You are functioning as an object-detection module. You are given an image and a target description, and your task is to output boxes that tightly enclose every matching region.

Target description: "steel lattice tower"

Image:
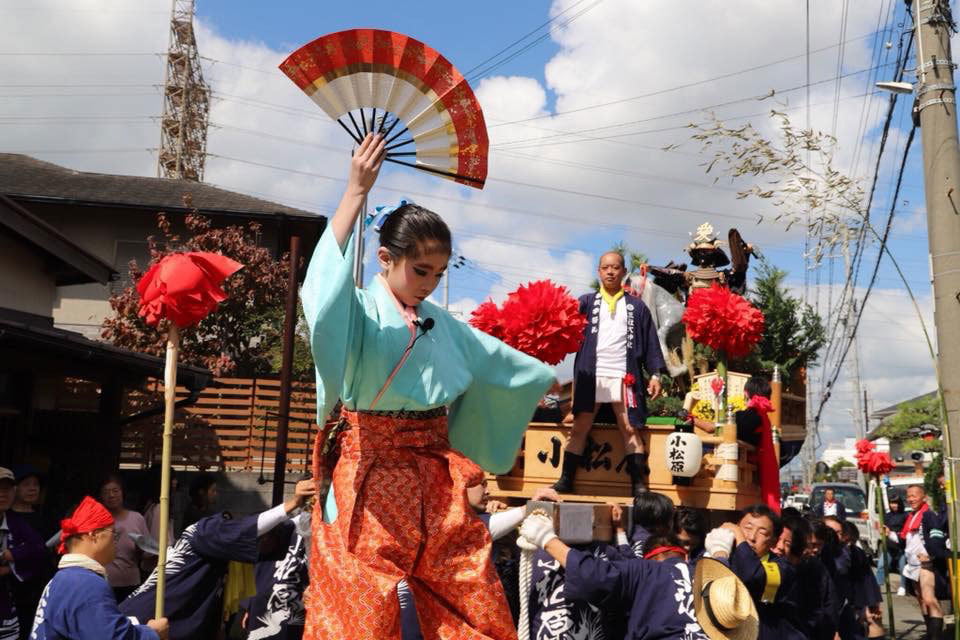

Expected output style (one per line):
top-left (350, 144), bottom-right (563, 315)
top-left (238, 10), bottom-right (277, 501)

top-left (157, 0), bottom-right (210, 181)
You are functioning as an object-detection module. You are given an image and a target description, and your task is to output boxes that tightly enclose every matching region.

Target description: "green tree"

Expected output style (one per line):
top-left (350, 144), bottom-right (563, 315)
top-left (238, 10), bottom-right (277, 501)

top-left (589, 242), bottom-right (648, 291)
top-left (102, 210), bottom-right (294, 377)
top-left (743, 259), bottom-right (826, 383)
top-left (874, 394), bottom-right (942, 454)
top-left (828, 459), bottom-right (854, 481)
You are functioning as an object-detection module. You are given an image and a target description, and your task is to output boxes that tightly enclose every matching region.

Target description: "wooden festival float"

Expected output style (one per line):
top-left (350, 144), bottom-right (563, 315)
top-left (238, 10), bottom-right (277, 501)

top-left (486, 370), bottom-right (807, 535)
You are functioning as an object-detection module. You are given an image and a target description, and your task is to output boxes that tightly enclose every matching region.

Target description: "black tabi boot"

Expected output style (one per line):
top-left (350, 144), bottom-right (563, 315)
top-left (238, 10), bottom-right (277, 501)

top-left (927, 616), bottom-right (944, 640)
top-left (626, 453), bottom-right (650, 495)
top-left (552, 451), bottom-right (583, 493)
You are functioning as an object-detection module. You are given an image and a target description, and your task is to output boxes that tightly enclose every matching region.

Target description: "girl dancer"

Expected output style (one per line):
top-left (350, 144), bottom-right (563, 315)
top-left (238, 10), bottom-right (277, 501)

top-left (301, 133), bottom-right (554, 640)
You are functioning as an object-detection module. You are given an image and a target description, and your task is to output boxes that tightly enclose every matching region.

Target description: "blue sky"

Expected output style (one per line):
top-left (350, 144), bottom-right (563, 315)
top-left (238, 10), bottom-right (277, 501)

top-left (0, 0), bottom-right (943, 453)
top-left (195, 0), bottom-right (560, 95)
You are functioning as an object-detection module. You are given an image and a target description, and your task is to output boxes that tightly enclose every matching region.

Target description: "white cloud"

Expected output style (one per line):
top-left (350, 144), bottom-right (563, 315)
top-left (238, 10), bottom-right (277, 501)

top-left (0, 0), bottom-right (932, 409)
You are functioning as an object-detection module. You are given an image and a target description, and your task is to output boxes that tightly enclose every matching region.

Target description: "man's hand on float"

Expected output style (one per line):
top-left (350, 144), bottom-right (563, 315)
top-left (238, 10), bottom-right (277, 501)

top-left (530, 487), bottom-right (561, 503)
top-left (520, 513), bottom-right (558, 550)
top-left (485, 500), bottom-right (510, 514)
top-left (609, 502), bottom-right (625, 533)
top-left (647, 376), bottom-right (662, 399)
top-left (284, 479), bottom-right (317, 514)
top-left (705, 527), bottom-right (736, 559)
top-left (720, 522), bottom-right (746, 546)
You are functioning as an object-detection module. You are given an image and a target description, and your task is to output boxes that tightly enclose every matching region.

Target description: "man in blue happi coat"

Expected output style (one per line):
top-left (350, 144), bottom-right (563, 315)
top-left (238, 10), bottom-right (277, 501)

top-left (517, 510), bottom-right (758, 640)
top-left (715, 505), bottom-right (803, 640)
top-left (119, 480), bottom-right (314, 639)
top-left (554, 251), bottom-right (666, 496)
top-left (30, 496), bottom-right (167, 640)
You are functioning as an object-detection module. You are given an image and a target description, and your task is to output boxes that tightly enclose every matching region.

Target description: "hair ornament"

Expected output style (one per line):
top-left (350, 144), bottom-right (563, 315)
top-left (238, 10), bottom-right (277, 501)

top-left (366, 197), bottom-right (416, 232)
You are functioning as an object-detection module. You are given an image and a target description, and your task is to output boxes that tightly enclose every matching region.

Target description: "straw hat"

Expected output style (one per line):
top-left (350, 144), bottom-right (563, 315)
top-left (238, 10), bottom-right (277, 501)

top-left (694, 558), bottom-right (759, 640)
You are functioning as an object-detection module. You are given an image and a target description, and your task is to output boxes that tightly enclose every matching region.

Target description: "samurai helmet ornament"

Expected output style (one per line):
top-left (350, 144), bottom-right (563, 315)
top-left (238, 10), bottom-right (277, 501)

top-left (687, 222), bottom-right (730, 268)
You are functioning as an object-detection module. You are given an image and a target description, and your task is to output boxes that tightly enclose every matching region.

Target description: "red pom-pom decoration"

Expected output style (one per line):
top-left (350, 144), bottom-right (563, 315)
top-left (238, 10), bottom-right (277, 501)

top-left (469, 280), bottom-right (586, 365)
top-left (469, 300), bottom-right (506, 341)
top-left (683, 285), bottom-right (765, 359)
top-left (854, 438), bottom-right (893, 476)
top-left (137, 252), bottom-right (243, 328)
top-left (710, 377), bottom-right (725, 397)
top-left (855, 439), bottom-right (876, 455)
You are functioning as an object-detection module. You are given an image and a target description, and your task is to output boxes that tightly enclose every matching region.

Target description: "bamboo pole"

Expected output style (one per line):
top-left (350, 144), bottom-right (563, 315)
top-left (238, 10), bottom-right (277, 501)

top-left (155, 324), bottom-right (179, 619)
top-left (875, 481), bottom-right (896, 639)
top-left (770, 366), bottom-right (782, 466)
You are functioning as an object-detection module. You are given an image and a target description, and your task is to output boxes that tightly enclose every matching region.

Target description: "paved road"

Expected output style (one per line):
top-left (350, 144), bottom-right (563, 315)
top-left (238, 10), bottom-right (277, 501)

top-left (880, 574), bottom-right (950, 640)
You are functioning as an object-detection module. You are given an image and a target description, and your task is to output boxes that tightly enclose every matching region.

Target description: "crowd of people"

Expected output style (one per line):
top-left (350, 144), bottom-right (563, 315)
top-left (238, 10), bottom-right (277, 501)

top-left (0, 133), bottom-right (951, 640)
top-left (2, 453), bottom-right (951, 640)
top-left (0, 465), bottom-right (319, 640)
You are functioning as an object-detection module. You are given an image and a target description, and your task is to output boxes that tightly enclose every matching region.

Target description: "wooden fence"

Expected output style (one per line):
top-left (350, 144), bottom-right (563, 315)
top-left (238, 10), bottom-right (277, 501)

top-left (120, 377), bottom-right (323, 474)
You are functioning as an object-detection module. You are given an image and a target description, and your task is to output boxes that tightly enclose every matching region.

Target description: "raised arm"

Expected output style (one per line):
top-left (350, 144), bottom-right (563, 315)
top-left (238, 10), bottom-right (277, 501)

top-left (329, 133), bottom-right (386, 250)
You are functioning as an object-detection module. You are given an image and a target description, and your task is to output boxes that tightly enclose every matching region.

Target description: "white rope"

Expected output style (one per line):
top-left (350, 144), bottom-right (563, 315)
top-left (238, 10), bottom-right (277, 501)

top-left (717, 464), bottom-right (740, 482)
top-left (516, 535), bottom-right (537, 640)
top-left (716, 442), bottom-right (739, 461)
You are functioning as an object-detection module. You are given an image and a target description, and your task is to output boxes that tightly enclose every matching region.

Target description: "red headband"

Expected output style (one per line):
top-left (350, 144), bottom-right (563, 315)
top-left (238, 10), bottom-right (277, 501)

top-left (644, 545), bottom-right (687, 560)
top-left (58, 496), bottom-right (114, 554)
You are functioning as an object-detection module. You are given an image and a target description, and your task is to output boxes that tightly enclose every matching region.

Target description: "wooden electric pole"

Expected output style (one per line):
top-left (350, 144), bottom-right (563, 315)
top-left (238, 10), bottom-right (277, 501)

top-left (912, 1), bottom-right (960, 627)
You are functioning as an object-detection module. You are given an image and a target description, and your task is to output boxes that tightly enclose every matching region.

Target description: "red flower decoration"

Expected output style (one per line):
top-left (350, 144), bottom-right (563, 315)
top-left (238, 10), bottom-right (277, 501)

top-left (469, 300), bottom-right (505, 340)
top-left (710, 377), bottom-right (725, 397)
top-left (683, 285), bottom-right (765, 359)
top-left (469, 280), bottom-right (586, 365)
top-left (854, 439), bottom-right (893, 476)
top-left (137, 252), bottom-right (243, 328)
top-left (623, 373), bottom-right (636, 387)
top-left (860, 451), bottom-right (894, 476)
top-left (854, 439), bottom-right (875, 455)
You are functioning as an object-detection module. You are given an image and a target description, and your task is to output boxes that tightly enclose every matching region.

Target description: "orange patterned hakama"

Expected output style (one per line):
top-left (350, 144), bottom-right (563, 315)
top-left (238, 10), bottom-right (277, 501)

top-left (303, 409), bottom-right (518, 640)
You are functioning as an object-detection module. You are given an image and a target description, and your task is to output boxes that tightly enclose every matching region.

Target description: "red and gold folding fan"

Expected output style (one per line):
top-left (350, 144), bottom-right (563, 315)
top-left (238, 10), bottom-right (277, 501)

top-left (280, 29), bottom-right (489, 189)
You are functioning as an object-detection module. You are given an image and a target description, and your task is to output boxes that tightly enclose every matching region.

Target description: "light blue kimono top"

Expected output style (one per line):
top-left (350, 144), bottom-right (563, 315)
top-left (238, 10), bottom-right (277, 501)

top-left (302, 226), bottom-right (555, 475)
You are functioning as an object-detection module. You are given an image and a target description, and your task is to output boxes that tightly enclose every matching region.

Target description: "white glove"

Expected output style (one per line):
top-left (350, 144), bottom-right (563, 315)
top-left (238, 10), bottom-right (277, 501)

top-left (519, 513), bottom-right (558, 550)
top-left (704, 527), bottom-right (735, 558)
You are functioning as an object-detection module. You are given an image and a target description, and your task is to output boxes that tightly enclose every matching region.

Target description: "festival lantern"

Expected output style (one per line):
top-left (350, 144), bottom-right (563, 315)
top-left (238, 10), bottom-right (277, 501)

top-left (136, 251), bottom-right (242, 618)
top-left (664, 425), bottom-right (703, 482)
top-left (280, 29), bottom-right (489, 189)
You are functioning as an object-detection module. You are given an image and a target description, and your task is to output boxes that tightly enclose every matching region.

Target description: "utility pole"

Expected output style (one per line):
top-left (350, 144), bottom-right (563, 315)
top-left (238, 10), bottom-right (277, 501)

top-left (914, 0), bottom-right (960, 503)
top-left (157, 0), bottom-right (209, 181)
top-left (443, 270), bottom-right (450, 310)
top-left (911, 1), bottom-right (960, 631)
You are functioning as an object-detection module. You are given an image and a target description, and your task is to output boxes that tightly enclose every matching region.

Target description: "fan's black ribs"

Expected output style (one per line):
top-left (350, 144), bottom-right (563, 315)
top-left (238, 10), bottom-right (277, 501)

top-left (385, 138), bottom-right (415, 152)
top-left (336, 118), bottom-right (362, 145)
top-left (384, 157), bottom-right (483, 186)
top-left (346, 111), bottom-right (364, 140)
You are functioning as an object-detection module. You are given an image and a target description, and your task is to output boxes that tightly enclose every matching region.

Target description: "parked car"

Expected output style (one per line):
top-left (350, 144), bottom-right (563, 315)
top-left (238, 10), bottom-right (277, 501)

top-left (810, 482), bottom-right (872, 545)
top-left (783, 493), bottom-right (809, 511)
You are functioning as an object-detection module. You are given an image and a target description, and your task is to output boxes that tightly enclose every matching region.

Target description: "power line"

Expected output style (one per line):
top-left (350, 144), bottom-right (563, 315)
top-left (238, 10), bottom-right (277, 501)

top-left (204, 152), bottom-right (770, 227)
top-left (492, 87), bottom-right (884, 153)
top-left (489, 30), bottom-right (883, 129)
top-left (466, 1), bottom-right (604, 81)
top-left (492, 64), bottom-right (895, 150)
top-left (462, 0), bottom-right (594, 78)
top-left (814, 125), bottom-right (917, 425)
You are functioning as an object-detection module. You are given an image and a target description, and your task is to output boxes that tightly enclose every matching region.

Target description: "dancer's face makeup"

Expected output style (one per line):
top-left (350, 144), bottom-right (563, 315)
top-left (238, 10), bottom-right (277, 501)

top-left (378, 246), bottom-right (448, 308)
